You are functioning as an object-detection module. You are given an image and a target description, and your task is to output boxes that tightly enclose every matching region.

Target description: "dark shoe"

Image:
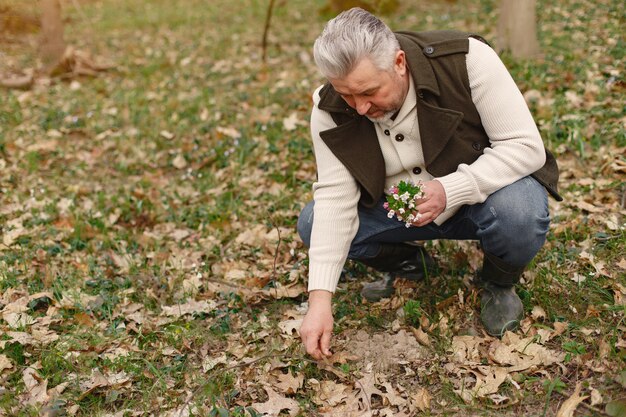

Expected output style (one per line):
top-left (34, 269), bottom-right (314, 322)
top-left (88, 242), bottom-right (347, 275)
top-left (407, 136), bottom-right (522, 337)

top-left (360, 273), bottom-right (396, 302)
top-left (478, 252), bottom-right (526, 337)
top-left (360, 243), bottom-right (437, 302)
top-left (479, 281), bottom-right (523, 337)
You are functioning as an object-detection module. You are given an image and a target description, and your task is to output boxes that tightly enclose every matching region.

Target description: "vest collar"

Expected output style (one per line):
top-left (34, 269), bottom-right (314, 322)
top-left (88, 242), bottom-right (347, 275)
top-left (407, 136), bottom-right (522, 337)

top-left (395, 32), bottom-right (440, 97)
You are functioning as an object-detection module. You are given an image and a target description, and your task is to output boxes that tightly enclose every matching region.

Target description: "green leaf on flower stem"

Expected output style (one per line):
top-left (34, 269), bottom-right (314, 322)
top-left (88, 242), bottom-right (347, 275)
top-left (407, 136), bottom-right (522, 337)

top-left (386, 180), bottom-right (424, 213)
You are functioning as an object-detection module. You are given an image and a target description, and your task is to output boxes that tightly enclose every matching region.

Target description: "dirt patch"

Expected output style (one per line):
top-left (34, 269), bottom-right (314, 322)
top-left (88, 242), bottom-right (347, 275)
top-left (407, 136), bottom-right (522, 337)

top-left (341, 328), bottom-right (426, 372)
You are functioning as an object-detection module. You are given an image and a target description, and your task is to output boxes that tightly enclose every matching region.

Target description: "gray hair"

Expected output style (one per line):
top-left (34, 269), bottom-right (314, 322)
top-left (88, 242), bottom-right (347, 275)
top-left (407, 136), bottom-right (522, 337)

top-left (313, 7), bottom-right (400, 79)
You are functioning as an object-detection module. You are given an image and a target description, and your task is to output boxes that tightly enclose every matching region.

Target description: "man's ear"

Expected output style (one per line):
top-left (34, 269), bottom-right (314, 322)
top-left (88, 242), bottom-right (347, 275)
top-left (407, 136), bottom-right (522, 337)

top-left (394, 50), bottom-right (407, 75)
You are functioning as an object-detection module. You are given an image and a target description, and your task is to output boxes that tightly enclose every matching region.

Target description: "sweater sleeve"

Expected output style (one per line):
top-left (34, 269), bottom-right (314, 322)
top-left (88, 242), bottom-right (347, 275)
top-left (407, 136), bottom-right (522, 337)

top-left (307, 86), bottom-right (361, 293)
top-left (436, 37), bottom-right (546, 210)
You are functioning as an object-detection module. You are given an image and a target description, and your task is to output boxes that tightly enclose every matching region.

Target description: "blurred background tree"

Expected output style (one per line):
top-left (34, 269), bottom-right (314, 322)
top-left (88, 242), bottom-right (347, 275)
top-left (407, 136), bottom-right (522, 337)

top-left (497, 0), bottom-right (541, 58)
top-left (40, 0), bottom-right (66, 73)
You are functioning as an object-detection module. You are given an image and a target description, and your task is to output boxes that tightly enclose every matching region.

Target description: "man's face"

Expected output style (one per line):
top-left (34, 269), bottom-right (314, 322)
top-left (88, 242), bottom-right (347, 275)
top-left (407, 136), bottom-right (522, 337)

top-left (329, 51), bottom-right (409, 123)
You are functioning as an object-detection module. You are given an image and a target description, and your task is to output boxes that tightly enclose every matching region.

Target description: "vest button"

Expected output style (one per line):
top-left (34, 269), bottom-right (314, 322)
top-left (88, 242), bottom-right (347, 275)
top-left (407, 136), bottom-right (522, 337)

top-left (472, 142), bottom-right (482, 151)
top-left (412, 167), bottom-right (422, 175)
top-left (424, 46), bottom-right (435, 54)
top-left (384, 129), bottom-right (390, 136)
top-left (395, 133), bottom-right (404, 142)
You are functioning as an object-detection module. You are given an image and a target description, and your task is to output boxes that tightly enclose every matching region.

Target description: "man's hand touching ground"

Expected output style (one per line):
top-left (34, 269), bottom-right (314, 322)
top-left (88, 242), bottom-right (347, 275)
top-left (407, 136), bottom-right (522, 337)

top-left (299, 290), bottom-right (333, 360)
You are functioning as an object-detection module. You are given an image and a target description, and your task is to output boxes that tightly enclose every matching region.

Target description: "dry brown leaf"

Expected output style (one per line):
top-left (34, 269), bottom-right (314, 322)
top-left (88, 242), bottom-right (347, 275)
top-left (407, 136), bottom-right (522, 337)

top-left (310, 379), bottom-right (350, 406)
top-left (450, 335), bottom-right (485, 364)
top-left (278, 318), bottom-right (303, 337)
top-left (573, 201), bottom-right (604, 213)
top-left (380, 381), bottom-right (407, 407)
top-left (30, 326), bottom-right (59, 345)
top-left (73, 311), bottom-right (94, 327)
top-left (23, 366), bottom-right (49, 405)
top-left (283, 112), bottom-right (305, 131)
top-left (202, 353), bottom-right (228, 372)
top-left (250, 385), bottom-right (300, 416)
top-left (4, 331), bottom-right (36, 346)
top-left (273, 371), bottom-right (304, 395)
top-left (491, 332), bottom-right (565, 372)
top-left (552, 321), bottom-right (569, 337)
top-left (590, 387), bottom-right (603, 406)
top-left (410, 326), bottom-right (431, 346)
top-left (556, 382), bottom-right (588, 417)
top-left (161, 299), bottom-right (217, 317)
top-left (0, 292), bottom-right (53, 329)
top-left (252, 283), bottom-right (306, 301)
top-left (475, 366), bottom-right (509, 397)
top-left (411, 387), bottom-right (431, 412)
top-left (614, 283), bottom-right (626, 306)
top-left (0, 355), bottom-right (13, 373)
top-left (78, 369), bottom-right (131, 400)
top-left (172, 154), bottom-right (187, 169)
top-left (216, 126), bottom-right (241, 139)
top-left (50, 46), bottom-right (114, 77)
top-left (0, 73), bottom-right (34, 89)
top-left (531, 305), bottom-right (547, 320)
top-left (234, 224), bottom-right (287, 249)
top-left (355, 371), bottom-right (385, 409)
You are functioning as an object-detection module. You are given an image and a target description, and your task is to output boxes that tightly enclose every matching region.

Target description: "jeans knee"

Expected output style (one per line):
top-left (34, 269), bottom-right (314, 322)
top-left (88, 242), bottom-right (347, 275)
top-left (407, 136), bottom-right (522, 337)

top-left (478, 178), bottom-right (550, 264)
top-left (297, 201), bottom-right (315, 248)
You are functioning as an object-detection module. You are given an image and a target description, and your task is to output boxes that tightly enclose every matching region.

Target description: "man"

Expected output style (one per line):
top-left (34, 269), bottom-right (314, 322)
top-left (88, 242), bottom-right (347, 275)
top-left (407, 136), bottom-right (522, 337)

top-left (297, 8), bottom-right (561, 360)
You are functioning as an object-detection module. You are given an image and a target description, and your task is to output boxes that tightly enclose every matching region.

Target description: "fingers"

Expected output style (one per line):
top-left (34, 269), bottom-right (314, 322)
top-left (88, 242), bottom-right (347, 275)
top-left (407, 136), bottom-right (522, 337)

top-left (301, 329), bottom-right (332, 360)
top-left (411, 211), bottom-right (433, 227)
top-left (320, 329), bottom-right (332, 357)
top-left (302, 336), bottom-right (324, 360)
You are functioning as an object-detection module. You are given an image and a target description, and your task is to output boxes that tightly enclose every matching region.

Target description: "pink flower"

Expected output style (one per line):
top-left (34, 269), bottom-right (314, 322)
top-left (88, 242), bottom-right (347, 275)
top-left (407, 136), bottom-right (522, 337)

top-left (383, 202), bottom-right (389, 210)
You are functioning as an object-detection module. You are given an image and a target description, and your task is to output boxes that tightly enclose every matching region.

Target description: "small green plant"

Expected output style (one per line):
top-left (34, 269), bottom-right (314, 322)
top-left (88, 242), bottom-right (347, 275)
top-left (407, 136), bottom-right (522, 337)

top-left (542, 377), bottom-right (567, 417)
top-left (403, 299), bottom-right (422, 327)
top-left (562, 340), bottom-right (587, 362)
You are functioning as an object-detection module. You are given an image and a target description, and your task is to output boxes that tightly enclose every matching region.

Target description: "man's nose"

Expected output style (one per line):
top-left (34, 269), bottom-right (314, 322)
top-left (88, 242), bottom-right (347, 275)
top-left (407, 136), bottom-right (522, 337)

top-left (355, 98), bottom-right (371, 115)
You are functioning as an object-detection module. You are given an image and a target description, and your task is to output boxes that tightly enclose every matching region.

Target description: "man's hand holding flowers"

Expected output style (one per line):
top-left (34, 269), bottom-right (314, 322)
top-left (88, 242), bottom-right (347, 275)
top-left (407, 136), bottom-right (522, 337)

top-left (412, 179), bottom-right (446, 226)
top-left (385, 180), bottom-right (447, 227)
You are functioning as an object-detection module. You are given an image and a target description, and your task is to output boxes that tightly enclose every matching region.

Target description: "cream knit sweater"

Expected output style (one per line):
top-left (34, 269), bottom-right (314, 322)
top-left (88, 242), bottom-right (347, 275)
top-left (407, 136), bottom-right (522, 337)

top-left (308, 38), bottom-right (546, 293)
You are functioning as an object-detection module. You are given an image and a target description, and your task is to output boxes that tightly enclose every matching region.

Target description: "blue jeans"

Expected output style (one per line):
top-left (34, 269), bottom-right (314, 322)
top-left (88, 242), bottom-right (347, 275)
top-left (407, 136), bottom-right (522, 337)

top-left (297, 176), bottom-right (550, 267)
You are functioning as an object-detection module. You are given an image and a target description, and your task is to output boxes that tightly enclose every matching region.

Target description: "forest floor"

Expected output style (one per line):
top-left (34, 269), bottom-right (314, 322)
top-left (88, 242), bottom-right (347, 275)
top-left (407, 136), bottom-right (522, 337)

top-left (0, 0), bottom-right (624, 416)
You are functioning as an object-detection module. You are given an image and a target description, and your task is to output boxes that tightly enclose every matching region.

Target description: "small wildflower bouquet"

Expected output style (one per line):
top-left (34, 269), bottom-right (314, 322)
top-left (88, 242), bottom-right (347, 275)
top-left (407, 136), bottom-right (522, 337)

top-left (383, 180), bottom-right (425, 228)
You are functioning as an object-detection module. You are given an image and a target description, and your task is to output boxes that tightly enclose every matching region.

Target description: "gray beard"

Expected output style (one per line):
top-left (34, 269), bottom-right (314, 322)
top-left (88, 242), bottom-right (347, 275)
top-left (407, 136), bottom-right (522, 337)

top-left (366, 110), bottom-right (397, 124)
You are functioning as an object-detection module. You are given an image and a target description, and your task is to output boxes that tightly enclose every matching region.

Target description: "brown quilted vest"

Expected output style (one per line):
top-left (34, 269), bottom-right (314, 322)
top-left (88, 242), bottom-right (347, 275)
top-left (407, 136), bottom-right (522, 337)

top-left (316, 30), bottom-right (561, 208)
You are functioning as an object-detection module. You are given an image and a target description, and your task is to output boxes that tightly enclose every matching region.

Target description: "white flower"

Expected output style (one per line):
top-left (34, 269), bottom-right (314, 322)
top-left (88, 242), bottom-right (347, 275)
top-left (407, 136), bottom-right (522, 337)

top-left (400, 192), bottom-right (410, 203)
top-left (387, 210), bottom-right (395, 218)
top-left (393, 194), bottom-right (400, 200)
top-left (399, 208), bottom-right (405, 214)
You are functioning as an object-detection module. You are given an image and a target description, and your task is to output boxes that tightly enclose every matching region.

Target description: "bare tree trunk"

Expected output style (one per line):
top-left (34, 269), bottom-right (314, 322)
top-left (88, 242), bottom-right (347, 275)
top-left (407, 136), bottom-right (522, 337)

top-left (497, 0), bottom-right (540, 59)
top-left (40, 0), bottom-right (66, 73)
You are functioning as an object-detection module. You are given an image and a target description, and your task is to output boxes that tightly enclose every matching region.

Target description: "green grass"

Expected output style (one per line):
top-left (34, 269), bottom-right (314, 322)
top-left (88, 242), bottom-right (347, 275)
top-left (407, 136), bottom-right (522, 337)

top-left (0, 0), bottom-right (624, 415)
